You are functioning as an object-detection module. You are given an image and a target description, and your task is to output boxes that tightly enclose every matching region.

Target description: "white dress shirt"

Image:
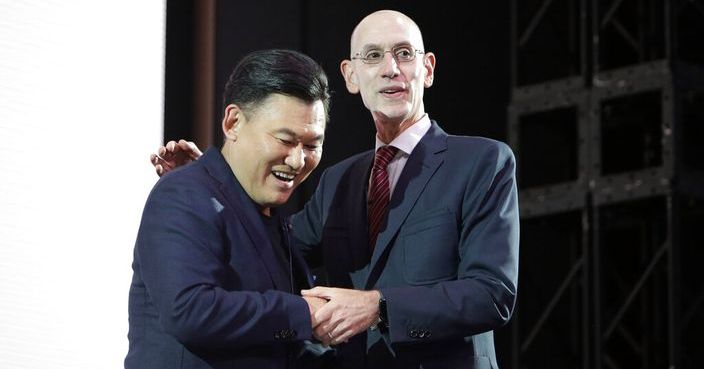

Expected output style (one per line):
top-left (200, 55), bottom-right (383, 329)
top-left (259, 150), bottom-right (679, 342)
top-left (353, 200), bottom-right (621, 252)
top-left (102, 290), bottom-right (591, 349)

top-left (371, 114), bottom-right (432, 197)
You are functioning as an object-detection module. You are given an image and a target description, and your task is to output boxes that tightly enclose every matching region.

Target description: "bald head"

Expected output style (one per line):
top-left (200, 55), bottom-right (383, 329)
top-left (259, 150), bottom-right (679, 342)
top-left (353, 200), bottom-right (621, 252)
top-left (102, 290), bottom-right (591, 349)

top-left (349, 10), bottom-right (425, 57)
top-left (340, 9), bottom-right (435, 136)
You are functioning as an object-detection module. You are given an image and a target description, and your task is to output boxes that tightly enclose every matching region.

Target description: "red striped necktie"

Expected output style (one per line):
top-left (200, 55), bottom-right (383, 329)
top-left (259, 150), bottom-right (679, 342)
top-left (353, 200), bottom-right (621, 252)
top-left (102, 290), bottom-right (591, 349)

top-left (368, 145), bottom-right (399, 249)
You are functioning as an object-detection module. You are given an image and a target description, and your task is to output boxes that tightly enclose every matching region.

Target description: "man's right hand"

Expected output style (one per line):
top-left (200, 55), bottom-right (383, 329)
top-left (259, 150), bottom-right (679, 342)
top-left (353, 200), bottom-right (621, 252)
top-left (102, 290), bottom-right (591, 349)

top-left (150, 139), bottom-right (203, 176)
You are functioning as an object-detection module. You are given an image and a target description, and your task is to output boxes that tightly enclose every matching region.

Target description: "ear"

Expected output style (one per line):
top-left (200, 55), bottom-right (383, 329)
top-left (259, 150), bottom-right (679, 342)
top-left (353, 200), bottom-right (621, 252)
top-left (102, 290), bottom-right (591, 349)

top-left (422, 52), bottom-right (436, 88)
top-left (340, 59), bottom-right (360, 94)
top-left (222, 104), bottom-right (244, 141)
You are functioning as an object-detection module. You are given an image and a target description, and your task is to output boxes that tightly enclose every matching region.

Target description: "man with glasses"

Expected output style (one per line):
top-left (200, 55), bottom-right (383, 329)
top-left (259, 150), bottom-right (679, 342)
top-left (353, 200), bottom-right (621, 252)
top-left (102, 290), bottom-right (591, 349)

top-left (154, 10), bottom-right (519, 369)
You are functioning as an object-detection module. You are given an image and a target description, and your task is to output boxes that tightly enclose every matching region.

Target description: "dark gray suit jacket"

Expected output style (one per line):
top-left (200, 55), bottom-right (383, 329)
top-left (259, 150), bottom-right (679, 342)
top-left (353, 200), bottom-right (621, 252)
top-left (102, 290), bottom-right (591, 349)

top-left (292, 121), bottom-right (520, 369)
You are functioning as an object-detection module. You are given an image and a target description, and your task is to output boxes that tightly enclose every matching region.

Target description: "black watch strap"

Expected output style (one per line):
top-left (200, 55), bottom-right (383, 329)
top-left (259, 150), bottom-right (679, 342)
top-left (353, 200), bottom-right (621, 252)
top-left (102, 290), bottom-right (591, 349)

top-left (378, 294), bottom-right (389, 329)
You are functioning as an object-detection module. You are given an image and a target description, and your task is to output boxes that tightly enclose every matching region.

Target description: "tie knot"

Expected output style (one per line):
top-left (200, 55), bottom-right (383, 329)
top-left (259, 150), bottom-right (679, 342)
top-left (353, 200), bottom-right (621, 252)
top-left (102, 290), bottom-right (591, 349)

top-left (374, 145), bottom-right (398, 169)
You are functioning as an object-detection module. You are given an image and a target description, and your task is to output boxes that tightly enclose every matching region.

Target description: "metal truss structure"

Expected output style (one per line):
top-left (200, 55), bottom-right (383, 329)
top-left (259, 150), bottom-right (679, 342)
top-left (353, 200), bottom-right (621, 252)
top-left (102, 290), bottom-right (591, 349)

top-left (505, 1), bottom-right (704, 368)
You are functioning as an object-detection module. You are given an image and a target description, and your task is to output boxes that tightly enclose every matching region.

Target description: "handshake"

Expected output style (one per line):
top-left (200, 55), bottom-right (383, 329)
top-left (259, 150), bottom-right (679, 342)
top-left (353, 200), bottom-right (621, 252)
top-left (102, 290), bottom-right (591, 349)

top-left (301, 286), bottom-right (382, 346)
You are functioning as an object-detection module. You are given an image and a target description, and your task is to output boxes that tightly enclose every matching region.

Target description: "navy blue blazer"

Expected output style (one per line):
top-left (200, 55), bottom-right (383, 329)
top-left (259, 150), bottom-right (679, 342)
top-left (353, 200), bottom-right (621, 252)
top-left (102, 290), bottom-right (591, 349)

top-left (126, 148), bottom-right (315, 369)
top-left (292, 121), bottom-right (520, 369)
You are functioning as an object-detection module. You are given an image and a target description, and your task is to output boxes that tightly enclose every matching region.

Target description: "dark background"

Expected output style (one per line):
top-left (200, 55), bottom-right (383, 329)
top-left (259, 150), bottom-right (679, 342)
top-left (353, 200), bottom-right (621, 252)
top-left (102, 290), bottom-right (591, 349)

top-left (162, 1), bottom-right (704, 368)
top-left (164, 1), bottom-right (510, 209)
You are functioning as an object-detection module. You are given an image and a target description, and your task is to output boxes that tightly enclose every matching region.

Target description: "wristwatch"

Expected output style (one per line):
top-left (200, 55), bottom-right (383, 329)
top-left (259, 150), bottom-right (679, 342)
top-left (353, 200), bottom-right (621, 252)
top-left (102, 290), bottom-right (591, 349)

top-left (371, 292), bottom-right (389, 331)
top-left (378, 295), bottom-right (389, 329)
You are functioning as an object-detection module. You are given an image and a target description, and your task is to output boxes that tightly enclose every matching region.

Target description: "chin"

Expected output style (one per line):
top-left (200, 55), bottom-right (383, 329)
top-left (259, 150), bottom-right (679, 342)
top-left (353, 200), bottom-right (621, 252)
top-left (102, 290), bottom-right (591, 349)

top-left (379, 104), bottom-right (411, 117)
top-left (273, 194), bottom-right (293, 206)
top-left (380, 111), bottom-right (411, 123)
top-left (270, 197), bottom-right (290, 206)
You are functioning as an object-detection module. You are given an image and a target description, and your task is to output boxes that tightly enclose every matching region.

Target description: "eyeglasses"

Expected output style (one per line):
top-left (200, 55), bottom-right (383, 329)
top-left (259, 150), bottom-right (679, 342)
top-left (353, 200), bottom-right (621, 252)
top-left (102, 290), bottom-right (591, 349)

top-left (351, 45), bottom-right (425, 64)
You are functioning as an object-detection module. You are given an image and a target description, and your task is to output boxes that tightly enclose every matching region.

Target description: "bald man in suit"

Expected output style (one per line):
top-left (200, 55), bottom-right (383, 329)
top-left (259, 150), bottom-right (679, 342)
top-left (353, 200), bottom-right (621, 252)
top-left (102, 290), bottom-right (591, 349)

top-left (153, 11), bottom-right (519, 369)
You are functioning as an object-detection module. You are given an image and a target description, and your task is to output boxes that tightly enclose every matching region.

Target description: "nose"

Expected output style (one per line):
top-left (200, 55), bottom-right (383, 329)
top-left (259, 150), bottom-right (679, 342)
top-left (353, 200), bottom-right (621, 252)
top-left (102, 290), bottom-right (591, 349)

top-left (284, 144), bottom-right (305, 171)
top-left (380, 52), bottom-right (400, 79)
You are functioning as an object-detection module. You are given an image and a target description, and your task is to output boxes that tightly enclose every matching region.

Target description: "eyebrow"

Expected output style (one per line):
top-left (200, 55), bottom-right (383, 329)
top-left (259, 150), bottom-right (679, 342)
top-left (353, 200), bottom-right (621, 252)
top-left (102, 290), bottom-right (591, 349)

top-left (273, 128), bottom-right (324, 142)
top-left (360, 42), bottom-right (413, 51)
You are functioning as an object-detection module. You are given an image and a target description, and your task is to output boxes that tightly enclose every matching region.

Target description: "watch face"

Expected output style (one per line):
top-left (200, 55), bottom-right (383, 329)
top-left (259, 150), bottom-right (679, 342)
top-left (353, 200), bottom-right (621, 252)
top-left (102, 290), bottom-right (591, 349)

top-left (370, 316), bottom-right (383, 331)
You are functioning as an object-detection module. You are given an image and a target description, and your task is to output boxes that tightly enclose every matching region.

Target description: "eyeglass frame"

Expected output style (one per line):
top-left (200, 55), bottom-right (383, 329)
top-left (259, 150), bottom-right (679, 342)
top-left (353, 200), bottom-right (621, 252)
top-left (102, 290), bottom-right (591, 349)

top-left (350, 45), bottom-right (426, 64)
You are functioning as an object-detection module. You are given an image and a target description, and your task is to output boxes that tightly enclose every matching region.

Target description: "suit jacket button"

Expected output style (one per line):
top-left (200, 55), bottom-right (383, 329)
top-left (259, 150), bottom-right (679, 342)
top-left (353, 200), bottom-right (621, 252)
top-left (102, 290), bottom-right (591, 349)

top-left (274, 331), bottom-right (281, 340)
top-left (409, 329), bottom-right (417, 338)
top-left (418, 330), bottom-right (426, 338)
top-left (425, 330), bottom-right (432, 338)
top-left (290, 329), bottom-right (297, 337)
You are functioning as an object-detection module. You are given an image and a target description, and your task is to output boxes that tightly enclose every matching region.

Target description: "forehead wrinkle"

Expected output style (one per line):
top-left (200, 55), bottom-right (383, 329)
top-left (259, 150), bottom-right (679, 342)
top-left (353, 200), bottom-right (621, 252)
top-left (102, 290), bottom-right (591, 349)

top-left (273, 127), bottom-right (324, 142)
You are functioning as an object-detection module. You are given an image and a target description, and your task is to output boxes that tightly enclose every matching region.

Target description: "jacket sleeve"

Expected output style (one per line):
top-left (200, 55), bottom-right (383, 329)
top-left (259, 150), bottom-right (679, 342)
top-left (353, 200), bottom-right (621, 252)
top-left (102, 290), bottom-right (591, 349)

top-left (381, 142), bottom-right (520, 343)
top-left (290, 169), bottom-right (330, 269)
top-left (135, 177), bottom-right (312, 349)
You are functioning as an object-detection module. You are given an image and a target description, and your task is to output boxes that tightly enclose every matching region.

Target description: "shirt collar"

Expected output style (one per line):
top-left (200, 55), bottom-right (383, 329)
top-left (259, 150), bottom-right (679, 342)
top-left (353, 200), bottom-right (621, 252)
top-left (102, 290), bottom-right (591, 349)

top-left (374, 114), bottom-right (431, 155)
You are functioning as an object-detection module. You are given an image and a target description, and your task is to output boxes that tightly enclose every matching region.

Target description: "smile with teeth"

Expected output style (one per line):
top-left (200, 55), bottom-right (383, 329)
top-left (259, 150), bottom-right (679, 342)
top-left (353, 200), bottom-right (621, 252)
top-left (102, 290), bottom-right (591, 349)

top-left (272, 171), bottom-right (296, 182)
top-left (381, 87), bottom-right (404, 94)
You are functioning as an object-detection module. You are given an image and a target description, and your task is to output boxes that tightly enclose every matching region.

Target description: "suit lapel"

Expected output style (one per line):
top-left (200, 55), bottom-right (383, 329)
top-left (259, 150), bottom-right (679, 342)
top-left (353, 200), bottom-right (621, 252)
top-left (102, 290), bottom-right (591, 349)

top-left (200, 148), bottom-right (290, 290)
top-left (367, 122), bottom-right (448, 283)
top-left (346, 152), bottom-right (375, 269)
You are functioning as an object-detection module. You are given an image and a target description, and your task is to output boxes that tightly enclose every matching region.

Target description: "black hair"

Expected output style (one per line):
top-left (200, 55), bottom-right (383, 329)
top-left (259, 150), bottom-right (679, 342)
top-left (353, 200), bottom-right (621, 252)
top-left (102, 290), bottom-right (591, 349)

top-left (222, 49), bottom-right (330, 120)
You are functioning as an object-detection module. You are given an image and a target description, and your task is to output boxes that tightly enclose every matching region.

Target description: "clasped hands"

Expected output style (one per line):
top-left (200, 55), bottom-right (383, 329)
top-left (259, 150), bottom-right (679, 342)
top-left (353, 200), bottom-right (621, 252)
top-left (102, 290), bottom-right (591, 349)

top-left (302, 287), bottom-right (381, 346)
top-left (150, 143), bottom-right (382, 346)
